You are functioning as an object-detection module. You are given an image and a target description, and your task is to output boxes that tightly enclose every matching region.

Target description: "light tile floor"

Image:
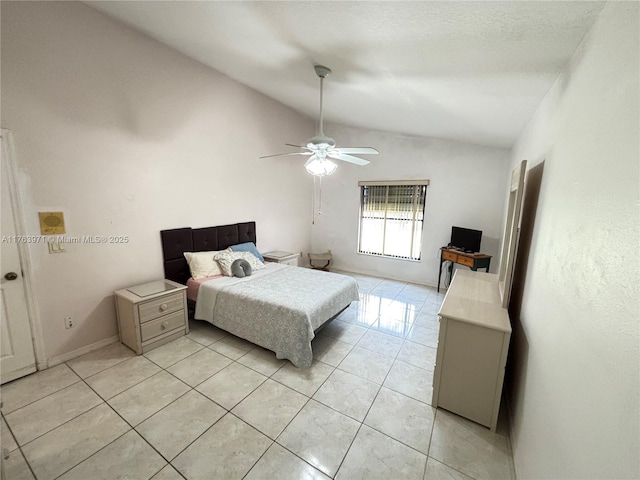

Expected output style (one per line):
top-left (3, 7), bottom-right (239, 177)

top-left (0, 272), bottom-right (516, 480)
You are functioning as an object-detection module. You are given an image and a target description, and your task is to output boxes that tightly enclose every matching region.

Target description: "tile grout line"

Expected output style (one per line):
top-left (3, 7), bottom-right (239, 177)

top-left (157, 346), bottom-right (298, 476)
top-left (80, 353), bottom-right (222, 479)
top-left (235, 289), bottom-right (389, 478)
top-left (5, 380), bottom-right (102, 448)
top-left (60, 366), bottom-right (166, 478)
top-left (149, 346), bottom-right (265, 471)
top-left (242, 393), bottom-right (315, 478)
top-left (55, 356), bottom-right (200, 479)
top-left (305, 281), bottom-right (413, 477)
top-left (0, 365), bottom-right (83, 416)
top-left (1, 413), bottom-right (38, 480)
top-left (255, 279), bottom-right (440, 478)
top-left (3, 362), bottom-right (123, 479)
top-left (7, 273), bottom-right (509, 480)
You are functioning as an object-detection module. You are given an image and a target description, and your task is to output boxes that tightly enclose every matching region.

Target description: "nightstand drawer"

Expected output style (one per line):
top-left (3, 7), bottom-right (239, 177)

top-left (140, 311), bottom-right (185, 342)
top-left (138, 292), bottom-right (183, 323)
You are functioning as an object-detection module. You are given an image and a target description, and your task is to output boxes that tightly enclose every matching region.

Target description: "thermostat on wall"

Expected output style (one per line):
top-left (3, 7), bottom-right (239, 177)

top-left (38, 211), bottom-right (65, 235)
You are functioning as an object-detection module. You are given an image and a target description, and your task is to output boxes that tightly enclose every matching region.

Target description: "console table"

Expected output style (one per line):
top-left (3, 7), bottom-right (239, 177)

top-left (437, 247), bottom-right (492, 292)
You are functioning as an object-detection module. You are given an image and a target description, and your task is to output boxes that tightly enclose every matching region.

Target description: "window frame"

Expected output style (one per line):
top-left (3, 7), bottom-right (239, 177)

top-left (357, 180), bottom-right (429, 261)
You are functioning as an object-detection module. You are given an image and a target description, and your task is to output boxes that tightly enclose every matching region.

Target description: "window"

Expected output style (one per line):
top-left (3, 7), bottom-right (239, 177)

top-left (358, 180), bottom-right (429, 261)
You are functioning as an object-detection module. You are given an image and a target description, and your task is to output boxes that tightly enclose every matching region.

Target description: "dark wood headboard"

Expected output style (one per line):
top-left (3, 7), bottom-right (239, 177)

top-left (160, 221), bottom-right (257, 285)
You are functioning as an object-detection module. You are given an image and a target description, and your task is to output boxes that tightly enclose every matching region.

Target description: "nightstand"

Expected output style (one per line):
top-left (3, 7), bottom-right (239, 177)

top-left (263, 251), bottom-right (300, 266)
top-left (114, 279), bottom-right (189, 354)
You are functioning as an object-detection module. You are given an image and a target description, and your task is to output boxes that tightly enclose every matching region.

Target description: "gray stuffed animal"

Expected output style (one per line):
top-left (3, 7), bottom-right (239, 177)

top-left (231, 259), bottom-right (252, 278)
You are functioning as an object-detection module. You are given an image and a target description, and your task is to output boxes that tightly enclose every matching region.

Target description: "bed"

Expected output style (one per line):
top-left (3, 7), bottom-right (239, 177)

top-left (160, 222), bottom-right (359, 367)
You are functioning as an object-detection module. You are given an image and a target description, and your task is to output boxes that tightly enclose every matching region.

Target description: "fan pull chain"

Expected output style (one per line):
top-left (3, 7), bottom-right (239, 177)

top-left (311, 175), bottom-right (324, 224)
top-left (312, 176), bottom-right (316, 224)
top-left (318, 176), bottom-right (323, 215)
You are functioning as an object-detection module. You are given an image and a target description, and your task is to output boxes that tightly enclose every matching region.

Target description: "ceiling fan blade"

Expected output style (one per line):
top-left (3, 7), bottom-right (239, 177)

top-left (332, 147), bottom-right (379, 155)
top-left (259, 152), bottom-right (312, 159)
top-left (327, 152), bottom-right (370, 165)
top-left (285, 143), bottom-right (312, 150)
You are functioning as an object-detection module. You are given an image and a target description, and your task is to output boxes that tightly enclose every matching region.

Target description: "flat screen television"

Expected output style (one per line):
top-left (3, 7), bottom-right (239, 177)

top-left (450, 226), bottom-right (482, 253)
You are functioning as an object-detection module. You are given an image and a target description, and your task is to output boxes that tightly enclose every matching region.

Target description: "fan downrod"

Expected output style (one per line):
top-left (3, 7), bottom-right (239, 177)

top-left (314, 65), bottom-right (332, 78)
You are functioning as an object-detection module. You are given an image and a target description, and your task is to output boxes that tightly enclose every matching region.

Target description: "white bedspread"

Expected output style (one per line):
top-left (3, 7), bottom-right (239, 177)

top-left (194, 264), bottom-right (359, 367)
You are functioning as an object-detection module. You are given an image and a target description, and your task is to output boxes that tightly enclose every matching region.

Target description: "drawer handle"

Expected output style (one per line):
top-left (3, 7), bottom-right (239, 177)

top-left (161, 321), bottom-right (169, 330)
top-left (159, 303), bottom-right (168, 311)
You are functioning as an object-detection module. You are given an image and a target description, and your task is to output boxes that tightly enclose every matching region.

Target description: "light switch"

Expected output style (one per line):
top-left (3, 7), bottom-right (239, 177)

top-left (48, 242), bottom-right (65, 254)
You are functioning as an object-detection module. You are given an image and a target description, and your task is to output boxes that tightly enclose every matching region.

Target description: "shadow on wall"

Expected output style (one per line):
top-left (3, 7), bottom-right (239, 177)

top-left (505, 160), bottom-right (545, 414)
top-left (481, 235), bottom-right (500, 273)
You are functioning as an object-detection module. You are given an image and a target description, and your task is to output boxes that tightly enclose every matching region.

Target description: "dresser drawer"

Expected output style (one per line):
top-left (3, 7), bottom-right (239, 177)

top-left (442, 250), bottom-right (458, 262)
top-left (138, 292), bottom-right (183, 323)
top-left (457, 255), bottom-right (474, 268)
top-left (140, 310), bottom-right (185, 342)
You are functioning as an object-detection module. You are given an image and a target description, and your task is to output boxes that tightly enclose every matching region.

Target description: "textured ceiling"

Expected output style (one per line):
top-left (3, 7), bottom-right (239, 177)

top-left (87, 1), bottom-right (605, 148)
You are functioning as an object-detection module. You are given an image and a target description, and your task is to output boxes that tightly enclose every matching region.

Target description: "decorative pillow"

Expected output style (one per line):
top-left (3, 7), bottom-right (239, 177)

top-left (229, 242), bottom-right (264, 262)
top-left (183, 250), bottom-right (225, 279)
top-left (214, 250), bottom-right (265, 276)
top-left (231, 259), bottom-right (252, 278)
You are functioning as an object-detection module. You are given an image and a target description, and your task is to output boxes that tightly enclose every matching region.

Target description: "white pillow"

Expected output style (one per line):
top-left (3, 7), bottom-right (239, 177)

top-left (183, 250), bottom-right (225, 279)
top-left (214, 250), bottom-right (265, 277)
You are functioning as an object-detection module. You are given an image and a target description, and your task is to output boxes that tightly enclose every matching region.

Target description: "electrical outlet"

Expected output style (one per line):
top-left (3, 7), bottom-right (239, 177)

top-left (64, 316), bottom-right (75, 329)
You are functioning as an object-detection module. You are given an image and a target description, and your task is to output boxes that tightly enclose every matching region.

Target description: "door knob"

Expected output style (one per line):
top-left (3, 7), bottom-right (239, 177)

top-left (4, 272), bottom-right (18, 281)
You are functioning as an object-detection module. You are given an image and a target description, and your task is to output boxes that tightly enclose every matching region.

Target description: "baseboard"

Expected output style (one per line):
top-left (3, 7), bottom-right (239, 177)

top-left (330, 264), bottom-right (440, 289)
top-left (46, 335), bottom-right (120, 368)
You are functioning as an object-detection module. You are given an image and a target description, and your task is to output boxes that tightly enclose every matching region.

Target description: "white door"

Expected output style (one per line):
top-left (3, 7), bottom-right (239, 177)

top-left (1, 132), bottom-right (36, 384)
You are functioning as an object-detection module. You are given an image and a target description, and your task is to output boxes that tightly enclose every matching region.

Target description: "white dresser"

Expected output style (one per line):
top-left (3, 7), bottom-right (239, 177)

top-left (432, 269), bottom-right (511, 431)
top-left (115, 279), bottom-right (189, 354)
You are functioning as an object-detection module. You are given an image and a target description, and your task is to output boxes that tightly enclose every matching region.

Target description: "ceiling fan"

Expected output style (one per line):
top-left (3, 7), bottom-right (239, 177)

top-left (260, 65), bottom-right (378, 176)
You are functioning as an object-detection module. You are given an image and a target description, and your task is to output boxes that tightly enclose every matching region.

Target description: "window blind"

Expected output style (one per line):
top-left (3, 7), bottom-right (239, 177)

top-left (358, 182), bottom-right (428, 261)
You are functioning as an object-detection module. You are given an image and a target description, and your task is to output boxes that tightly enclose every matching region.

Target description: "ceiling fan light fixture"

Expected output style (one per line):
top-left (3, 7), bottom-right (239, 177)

top-left (305, 157), bottom-right (337, 177)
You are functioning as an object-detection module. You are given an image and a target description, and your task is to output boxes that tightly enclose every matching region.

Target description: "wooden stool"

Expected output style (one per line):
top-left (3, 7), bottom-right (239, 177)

top-left (308, 250), bottom-right (332, 271)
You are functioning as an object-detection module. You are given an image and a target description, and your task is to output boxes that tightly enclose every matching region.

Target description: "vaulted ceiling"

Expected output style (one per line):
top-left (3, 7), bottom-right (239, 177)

top-left (88, 1), bottom-right (605, 148)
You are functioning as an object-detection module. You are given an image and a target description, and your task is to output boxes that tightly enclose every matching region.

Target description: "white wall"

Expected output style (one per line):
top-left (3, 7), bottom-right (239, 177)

top-left (1, 2), bottom-right (315, 362)
top-left (505, 2), bottom-right (639, 478)
top-left (311, 123), bottom-right (510, 285)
